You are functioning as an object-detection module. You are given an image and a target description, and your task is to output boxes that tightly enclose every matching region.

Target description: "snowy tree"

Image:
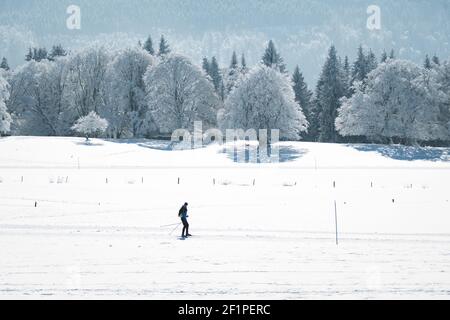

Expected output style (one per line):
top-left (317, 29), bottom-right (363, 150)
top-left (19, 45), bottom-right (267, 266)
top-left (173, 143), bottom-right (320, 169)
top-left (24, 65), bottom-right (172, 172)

top-left (389, 49), bottom-right (396, 60)
top-left (48, 44), bottom-right (67, 61)
top-left (202, 57), bottom-right (210, 75)
top-left (72, 111), bottom-right (108, 141)
top-left (351, 46), bottom-right (367, 85)
top-left (25, 48), bottom-right (33, 62)
top-left (366, 50), bottom-right (378, 74)
top-left (241, 53), bottom-right (247, 71)
top-left (261, 40), bottom-right (286, 73)
top-left (144, 54), bottom-right (221, 134)
top-left (432, 55), bottom-right (440, 66)
top-left (337, 60), bottom-right (447, 144)
top-left (143, 36), bottom-right (155, 55)
top-left (224, 51), bottom-right (244, 96)
top-left (424, 55), bottom-right (432, 69)
top-left (351, 46), bottom-right (377, 87)
top-left (315, 45), bottom-right (346, 142)
top-left (64, 47), bottom-right (109, 118)
top-left (7, 59), bottom-right (71, 136)
top-left (158, 35), bottom-right (171, 57)
top-left (292, 66), bottom-right (315, 140)
top-left (209, 57), bottom-right (222, 94)
top-left (0, 74), bottom-right (11, 135)
top-left (101, 47), bottom-right (155, 138)
top-left (342, 56), bottom-right (351, 97)
top-left (0, 58), bottom-right (10, 71)
top-left (26, 47), bottom-right (48, 62)
top-left (380, 50), bottom-right (388, 63)
top-left (436, 61), bottom-right (450, 140)
top-left (222, 65), bottom-right (308, 140)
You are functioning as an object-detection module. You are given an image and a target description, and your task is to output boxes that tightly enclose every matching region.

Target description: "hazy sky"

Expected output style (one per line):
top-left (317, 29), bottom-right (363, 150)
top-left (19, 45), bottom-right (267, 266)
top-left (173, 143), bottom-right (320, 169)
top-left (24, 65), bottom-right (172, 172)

top-left (1, 0), bottom-right (449, 84)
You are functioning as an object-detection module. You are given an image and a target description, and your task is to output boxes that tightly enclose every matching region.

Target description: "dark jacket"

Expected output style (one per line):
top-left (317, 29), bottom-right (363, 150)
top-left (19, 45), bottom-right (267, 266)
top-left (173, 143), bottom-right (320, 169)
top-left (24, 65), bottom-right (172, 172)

top-left (179, 205), bottom-right (188, 219)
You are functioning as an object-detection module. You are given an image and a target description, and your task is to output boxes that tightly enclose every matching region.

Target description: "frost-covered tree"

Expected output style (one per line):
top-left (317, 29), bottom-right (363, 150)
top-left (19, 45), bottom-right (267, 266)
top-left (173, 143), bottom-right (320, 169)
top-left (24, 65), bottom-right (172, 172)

top-left (261, 40), bottom-right (286, 73)
top-left (436, 61), bottom-right (450, 140)
top-left (241, 53), bottom-right (248, 73)
top-left (158, 35), bottom-right (171, 57)
top-left (102, 47), bottom-right (155, 138)
top-left (209, 57), bottom-right (222, 94)
top-left (424, 55), bottom-right (432, 69)
top-left (72, 111), bottom-right (108, 141)
top-left (222, 65), bottom-right (308, 140)
top-left (202, 57), bottom-right (210, 75)
top-left (366, 50), bottom-right (378, 74)
top-left (48, 44), bottom-right (67, 61)
top-left (337, 60), bottom-right (447, 144)
top-left (64, 47), bottom-right (109, 118)
top-left (7, 59), bottom-right (71, 136)
top-left (389, 49), bottom-right (396, 60)
top-left (0, 74), bottom-right (11, 135)
top-left (315, 45), bottom-right (346, 142)
top-left (292, 66), bottom-right (315, 140)
top-left (351, 46), bottom-right (377, 87)
top-left (342, 56), bottom-right (351, 97)
top-left (224, 51), bottom-right (244, 96)
top-left (380, 50), bottom-right (388, 63)
top-left (0, 58), bottom-right (10, 71)
top-left (351, 46), bottom-right (367, 85)
top-left (144, 54), bottom-right (220, 134)
top-left (432, 55), bottom-right (441, 66)
top-left (143, 35), bottom-right (155, 55)
top-left (26, 47), bottom-right (48, 62)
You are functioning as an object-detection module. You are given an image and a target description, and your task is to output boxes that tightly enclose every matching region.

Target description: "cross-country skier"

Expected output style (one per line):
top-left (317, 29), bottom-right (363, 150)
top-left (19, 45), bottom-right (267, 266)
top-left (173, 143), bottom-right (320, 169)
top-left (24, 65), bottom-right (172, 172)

top-left (179, 202), bottom-right (191, 238)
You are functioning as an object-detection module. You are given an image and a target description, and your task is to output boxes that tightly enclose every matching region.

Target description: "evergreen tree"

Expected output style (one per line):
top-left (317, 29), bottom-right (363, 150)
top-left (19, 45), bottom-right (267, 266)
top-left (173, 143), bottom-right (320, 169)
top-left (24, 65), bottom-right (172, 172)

top-left (230, 51), bottom-right (238, 69)
top-left (0, 57), bottom-right (9, 71)
top-left (389, 49), bottom-right (395, 60)
top-left (342, 56), bottom-right (351, 97)
top-left (261, 40), bottom-right (286, 73)
top-left (36, 48), bottom-right (48, 62)
top-left (292, 66), bottom-right (315, 140)
top-left (224, 51), bottom-right (242, 95)
top-left (49, 44), bottom-right (67, 61)
top-left (26, 47), bottom-right (49, 62)
top-left (380, 50), bottom-right (388, 63)
top-left (202, 57), bottom-right (210, 75)
top-left (25, 48), bottom-right (33, 61)
top-left (209, 57), bottom-right (222, 95)
top-left (351, 45), bottom-right (367, 85)
top-left (143, 36), bottom-right (155, 55)
top-left (158, 35), bottom-right (171, 57)
top-left (366, 50), bottom-right (378, 74)
top-left (432, 55), bottom-right (440, 66)
top-left (315, 45), bottom-right (345, 143)
top-left (424, 55), bottom-right (432, 69)
top-left (241, 53), bottom-right (247, 69)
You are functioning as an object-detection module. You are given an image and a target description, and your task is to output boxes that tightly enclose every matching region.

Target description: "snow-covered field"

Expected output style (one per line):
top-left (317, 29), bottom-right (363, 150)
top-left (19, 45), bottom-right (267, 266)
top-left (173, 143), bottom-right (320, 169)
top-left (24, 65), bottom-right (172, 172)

top-left (0, 136), bottom-right (449, 299)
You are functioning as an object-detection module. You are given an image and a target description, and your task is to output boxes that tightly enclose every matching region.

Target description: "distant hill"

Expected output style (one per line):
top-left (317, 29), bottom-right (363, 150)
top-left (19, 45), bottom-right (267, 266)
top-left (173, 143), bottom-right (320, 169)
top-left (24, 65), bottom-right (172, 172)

top-left (1, 0), bottom-right (449, 84)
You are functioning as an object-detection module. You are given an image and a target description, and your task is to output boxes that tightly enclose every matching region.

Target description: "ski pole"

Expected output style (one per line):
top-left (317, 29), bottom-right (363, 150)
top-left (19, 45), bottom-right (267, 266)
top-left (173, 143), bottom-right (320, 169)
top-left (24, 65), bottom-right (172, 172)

top-left (169, 223), bottom-right (182, 235)
top-left (160, 223), bottom-right (182, 228)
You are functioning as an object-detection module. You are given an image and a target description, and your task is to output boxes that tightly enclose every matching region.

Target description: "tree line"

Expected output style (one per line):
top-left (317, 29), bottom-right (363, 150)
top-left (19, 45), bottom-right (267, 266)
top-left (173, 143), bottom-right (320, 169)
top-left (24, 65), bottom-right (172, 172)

top-left (1, 36), bottom-right (449, 146)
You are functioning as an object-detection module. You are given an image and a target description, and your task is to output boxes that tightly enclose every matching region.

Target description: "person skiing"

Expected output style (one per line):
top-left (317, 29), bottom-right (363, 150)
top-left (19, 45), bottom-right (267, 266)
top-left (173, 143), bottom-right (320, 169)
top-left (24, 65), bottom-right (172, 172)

top-left (178, 202), bottom-right (191, 238)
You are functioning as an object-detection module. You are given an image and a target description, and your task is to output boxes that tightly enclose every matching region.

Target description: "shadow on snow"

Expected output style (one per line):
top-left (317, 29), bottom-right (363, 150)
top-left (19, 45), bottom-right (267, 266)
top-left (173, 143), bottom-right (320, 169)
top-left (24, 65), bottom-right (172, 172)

top-left (351, 144), bottom-right (450, 162)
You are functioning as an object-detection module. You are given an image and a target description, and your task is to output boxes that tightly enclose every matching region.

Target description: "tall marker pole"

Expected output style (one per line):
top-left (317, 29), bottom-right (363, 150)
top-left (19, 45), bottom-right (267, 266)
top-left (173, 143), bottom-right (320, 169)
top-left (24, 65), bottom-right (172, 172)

top-left (334, 200), bottom-right (339, 246)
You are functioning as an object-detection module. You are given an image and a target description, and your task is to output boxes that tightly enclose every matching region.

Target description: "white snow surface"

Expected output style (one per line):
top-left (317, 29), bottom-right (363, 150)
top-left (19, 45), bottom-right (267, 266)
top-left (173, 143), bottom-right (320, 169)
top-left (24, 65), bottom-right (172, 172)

top-left (0, 136), bottom-right (449, 299)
